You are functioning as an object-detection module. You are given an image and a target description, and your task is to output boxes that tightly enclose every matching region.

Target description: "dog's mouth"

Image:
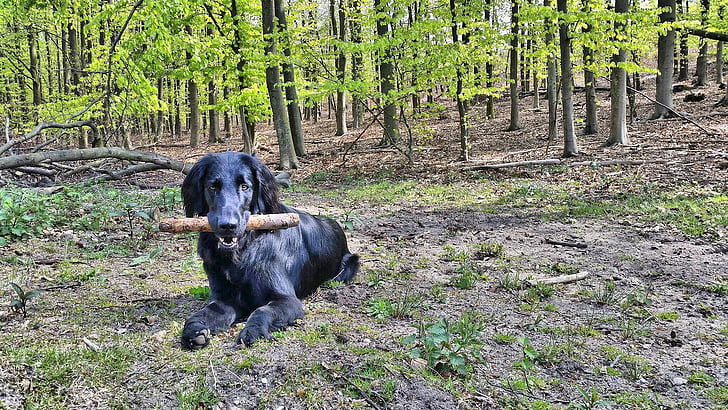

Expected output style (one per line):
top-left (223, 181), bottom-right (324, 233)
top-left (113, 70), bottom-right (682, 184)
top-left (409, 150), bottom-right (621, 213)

top-left (217, 236), bottom-right (239, 250)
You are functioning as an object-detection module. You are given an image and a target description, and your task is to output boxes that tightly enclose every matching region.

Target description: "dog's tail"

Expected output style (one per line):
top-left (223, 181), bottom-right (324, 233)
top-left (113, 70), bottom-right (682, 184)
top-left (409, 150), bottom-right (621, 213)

top-left (334, 253), bottom-right (359, 283)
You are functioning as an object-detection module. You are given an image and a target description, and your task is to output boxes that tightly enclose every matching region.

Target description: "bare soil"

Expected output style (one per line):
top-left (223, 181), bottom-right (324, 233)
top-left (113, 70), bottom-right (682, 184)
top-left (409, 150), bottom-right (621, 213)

top-left (1, 75), bottom-right (727, 409)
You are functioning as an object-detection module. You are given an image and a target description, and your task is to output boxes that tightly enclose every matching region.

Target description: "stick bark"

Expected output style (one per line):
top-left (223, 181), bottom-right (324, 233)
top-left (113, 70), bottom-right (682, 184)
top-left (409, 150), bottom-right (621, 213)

top-left (158, 213), bottom-right (300, 233)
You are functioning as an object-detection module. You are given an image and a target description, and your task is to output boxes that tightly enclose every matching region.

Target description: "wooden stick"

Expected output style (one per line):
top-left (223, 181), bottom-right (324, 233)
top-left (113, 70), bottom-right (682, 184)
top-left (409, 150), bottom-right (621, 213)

top-left (527, 271), bottom-right (590, 286)
top-left (545, 238), bottom-right (588, 249)
top-left (158, 213), bottom-right (300, 233)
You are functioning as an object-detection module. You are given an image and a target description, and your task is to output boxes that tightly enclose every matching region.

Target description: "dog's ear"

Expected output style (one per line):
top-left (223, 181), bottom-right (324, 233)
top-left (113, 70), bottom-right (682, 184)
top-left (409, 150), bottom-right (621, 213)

top-left (250, 157), bottom-right (280, 214)
top-left (182, 157), bottom-right (209, 217)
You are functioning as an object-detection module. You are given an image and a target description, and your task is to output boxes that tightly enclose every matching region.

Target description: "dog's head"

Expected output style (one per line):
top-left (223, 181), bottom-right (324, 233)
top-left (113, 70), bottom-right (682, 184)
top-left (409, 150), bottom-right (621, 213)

top-left (182, 152), bottom-right (281, 250)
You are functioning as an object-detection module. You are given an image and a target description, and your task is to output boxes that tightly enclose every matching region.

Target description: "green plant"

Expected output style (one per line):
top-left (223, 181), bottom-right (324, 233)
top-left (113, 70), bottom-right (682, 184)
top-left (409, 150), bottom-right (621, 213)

top-left (403, 315), bottom-right (483, 377)
top-left (188, 285), bottom-right (211, 301)
top-left (498, 273), bottom-right (526, 291)
top-left (569, 386), bottom-right (616, 409)
top-left (440, 245), bottom-right (469, 262)
top-left (108, 202), bottom-right (154, 238)
top-left (449, 262), bottom-right (482, 290)
top-left (129, 247), bottom-right (163, 267)
top-left (0, 188), bottom-right (53, 243)
top-left (656, 311), bottom-right (679, 321)
top-left (176, 377), bottom-right (219, 409)
top-left (524, 283), bottom-right (555, 303)
top-left (9, 282), bottom-right (41, 317)
top-left (471, 242), bottom-right (504, 259)
top-left (687, 371), bottom-right (714, 385)
top-left (590, 280), bottom-right (620, 305)
top-left (493, 333), bottom-right (516, 344)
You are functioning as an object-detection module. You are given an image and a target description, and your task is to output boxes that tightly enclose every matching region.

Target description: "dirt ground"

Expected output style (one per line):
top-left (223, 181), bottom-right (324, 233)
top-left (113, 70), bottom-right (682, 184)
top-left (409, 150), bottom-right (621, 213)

top-left (1, 75), bottom-right (727, 409)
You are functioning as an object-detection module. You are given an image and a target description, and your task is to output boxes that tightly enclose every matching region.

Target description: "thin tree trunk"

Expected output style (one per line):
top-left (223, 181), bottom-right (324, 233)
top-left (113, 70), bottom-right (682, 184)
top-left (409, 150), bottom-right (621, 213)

top-left (350, 0), bottom-right (364, 128)
top-left (652, 0), bottom-right (676, 119)
top-left (694, 0), bottom-right (710, 86)
top-left (450, 0), bottom-right (470, 161)
top-left (485, 0), bottom-right (495, 119)
top-left (544, 0), bottom-right (558, 142)
top-left (331, 0), bottom-right (348, 137)
top-left (275, 0), bottom-right (305, 156)
top-left (678, 0), bottom-right (689, 81)
top-left (375, 0), bottom-right (399, 145)
top-left (231, 0), bottom-right (255, 151)
top-left (262, 0), bottom-right (297, 168)
top-left (582, 0), bottom-right (597, 135)
top-left (607, 0), bottom-right (630, 146)
top-left (558, 0), bottom-right (577, 156)
top-left (507, 0), bottom-right (521, 131)
top-left (28, 29), bottom-right (42, 106)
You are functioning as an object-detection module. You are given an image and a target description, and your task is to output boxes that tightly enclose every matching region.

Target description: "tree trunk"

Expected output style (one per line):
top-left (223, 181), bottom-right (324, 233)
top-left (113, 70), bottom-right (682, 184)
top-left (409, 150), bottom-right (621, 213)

top-left (275, 0), bottom-right (305, 156)
top-left (331, 0), bottom-right (348, 137)
top-left (558, 0), bottom-right (577, 156)
top-left (262, 0), bottom-right (297, 169)
top-left (375, 0), bottom-right (399, 145)
top-left (450, 0), bottom-right (470, 161)
top-left (717, 40), bottom-right (724, 84)
top-left (652, 0), bottom-right (676, 119)
top-left (156, 78), bottom-right (164, 140)
top-left (350, 0), bottom-right (364, 128)
top-left (607, 0), bottom-right (630, 146)
top-left (678, 0), bottom-right (689, 81)
top-left (581, 0), bottom-right (597, 135)
top-left (231, 0), bottom-right (255, 151)
top-left (694, 0), bottom-right (710, 86)
top-left (507, 0), bottom-right (521, 131)
top-left (28, 29), bottom-right (42, 106)
top-left (185, 26), bottom-right (199, 147)
top-left (545, 0), bottom-right (558, 142)
top-left (485, 0), bottom-right (495, 119)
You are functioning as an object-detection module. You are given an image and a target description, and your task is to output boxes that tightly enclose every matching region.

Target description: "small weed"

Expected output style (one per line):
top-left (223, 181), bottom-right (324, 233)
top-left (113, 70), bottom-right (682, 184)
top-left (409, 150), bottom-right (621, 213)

top-left (188, 285), bottom-right (211, 301)
top-left (621, 289), bottom-right (654, 309)
top-left (449, 262), bottom-right (483, 290)
top-left (687, 371), bottom-right (714, 385)
top-left (590, 280), bottom-right (620, 305)
top-left (569, 386), bottom-right (616, 409)
top-left (493, 333), bottom-right (516, 344)
top-left (403, 314), bottom-right (484, 377)
top-left (129, 247), bottom-right (163, 267)
top-left (614, 390), bottom-right (660, 408)
top-left (524, 283), bottom-right (555, 303)
top-left (656, 311), bottom-right (679, 321)
top-left (498, 273), bottom-right (526, 291)
top-left (601, 346), bottom-right (653, 380)
top-left (176, 377), bottom-right (219, 409)
top-left (705, 386), bottom-right (728, 407)
top-left (364, 297), bottom-right (394, 319)
top-left (440, 245), bottom-right (469, 262)
top-left (8, 282), bottom-right (41, 317)
top-left (56, 265), bottom-right (104, 283)
top-left (471, 242), bottom-right (504, 259)
top-left (704, 280), bottom-right (728, 295)
top-left (548, 263), bottom-right (580, 275)
top-left (429, 283), bottom-right (446, 303)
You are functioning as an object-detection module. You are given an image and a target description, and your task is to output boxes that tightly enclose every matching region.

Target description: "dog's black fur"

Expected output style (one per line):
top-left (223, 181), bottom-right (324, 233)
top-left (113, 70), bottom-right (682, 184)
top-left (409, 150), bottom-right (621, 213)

top-left (180, 152), bottom-right (359, 349)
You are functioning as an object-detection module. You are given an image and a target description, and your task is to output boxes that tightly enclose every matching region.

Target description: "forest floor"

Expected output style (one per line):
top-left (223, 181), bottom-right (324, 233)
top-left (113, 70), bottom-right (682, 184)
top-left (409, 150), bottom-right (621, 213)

top-left (1, 75), bottom-right (727, 409)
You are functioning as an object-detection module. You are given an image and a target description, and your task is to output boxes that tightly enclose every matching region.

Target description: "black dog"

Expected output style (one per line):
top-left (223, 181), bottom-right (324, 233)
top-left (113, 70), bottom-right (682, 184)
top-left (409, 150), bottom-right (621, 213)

top-left (180, 152), bottom-right (359, 349)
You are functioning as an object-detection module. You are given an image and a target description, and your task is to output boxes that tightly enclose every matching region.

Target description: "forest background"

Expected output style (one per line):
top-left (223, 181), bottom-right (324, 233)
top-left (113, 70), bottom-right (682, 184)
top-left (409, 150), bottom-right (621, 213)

top-left (1, 0), bottom-right (727, 171)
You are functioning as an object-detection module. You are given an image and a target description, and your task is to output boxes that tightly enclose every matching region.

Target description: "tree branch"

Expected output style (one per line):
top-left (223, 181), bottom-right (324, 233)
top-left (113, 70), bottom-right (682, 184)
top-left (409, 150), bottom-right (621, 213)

top-left (0, 120), bottom-right (97, 156)
top-left (0, 147), bottom-right (192, 174)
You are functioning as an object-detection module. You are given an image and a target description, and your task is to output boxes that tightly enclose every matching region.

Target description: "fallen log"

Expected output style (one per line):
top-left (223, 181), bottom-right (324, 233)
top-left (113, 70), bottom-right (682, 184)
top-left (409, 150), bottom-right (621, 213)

top-left (158, 213), bottom-right (300, 233)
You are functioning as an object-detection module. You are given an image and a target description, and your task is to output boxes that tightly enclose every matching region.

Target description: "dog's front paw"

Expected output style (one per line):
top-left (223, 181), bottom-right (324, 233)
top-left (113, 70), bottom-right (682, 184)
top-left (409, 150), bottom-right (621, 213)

top-left (237, 325), bottom-right (271, 347)
top-left (182, 324), bottom-right (211, 350)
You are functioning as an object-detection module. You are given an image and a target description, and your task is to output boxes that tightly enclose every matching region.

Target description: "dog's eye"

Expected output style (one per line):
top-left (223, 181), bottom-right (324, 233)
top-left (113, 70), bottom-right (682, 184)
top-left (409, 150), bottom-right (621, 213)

top-left (240, 184), bottom-right (249, 191)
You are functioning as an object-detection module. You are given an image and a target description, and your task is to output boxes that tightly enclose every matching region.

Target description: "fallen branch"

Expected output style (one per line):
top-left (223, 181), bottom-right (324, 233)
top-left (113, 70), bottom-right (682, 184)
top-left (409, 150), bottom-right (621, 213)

top-left (0, 120), bottom-right (97, 156)
top-left (158, 213), bottom-right (300, 233)
top-left (527, 271), bottom-right (590, 286)
top-left (462, 158), bottom-right (673, 171)
top-left (0, 147), bottom-right (192, 174)
top-left (461, 159), bottom-right (561, 171)
top-left (544, 239), bottom-right (588, 249)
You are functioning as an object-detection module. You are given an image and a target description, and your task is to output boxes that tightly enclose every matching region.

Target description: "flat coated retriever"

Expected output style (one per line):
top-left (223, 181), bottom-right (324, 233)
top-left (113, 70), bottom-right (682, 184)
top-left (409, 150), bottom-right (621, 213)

top-left (180, 152), bottom-right (359, 349)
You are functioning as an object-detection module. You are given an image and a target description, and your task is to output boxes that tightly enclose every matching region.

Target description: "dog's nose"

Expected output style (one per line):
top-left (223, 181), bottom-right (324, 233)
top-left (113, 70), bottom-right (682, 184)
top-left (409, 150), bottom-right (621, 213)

top-left (219, 221), bottom-right (238, 231)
